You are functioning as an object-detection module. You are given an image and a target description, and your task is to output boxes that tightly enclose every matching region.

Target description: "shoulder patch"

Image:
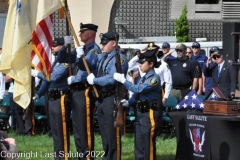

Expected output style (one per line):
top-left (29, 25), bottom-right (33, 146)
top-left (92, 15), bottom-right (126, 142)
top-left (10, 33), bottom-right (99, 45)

top-left (149, 78), bottom-right (159, 86)
top-left (128, 70), bottom-right (133, 77)
top-left (196, 65), bottom-right (199, 73)
top-left (166, 64), bottom-right (170, 70)
top-left (63, 63), bottom-right (69, 68)
top-left (92, 49), bottom-right (100, 56)
top-left (121, 57), bottom-right (125, 65)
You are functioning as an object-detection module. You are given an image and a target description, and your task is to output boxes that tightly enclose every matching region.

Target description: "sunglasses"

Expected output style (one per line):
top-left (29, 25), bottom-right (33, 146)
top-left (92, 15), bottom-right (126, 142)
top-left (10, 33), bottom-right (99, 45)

top-left (186, 52), bottom-right (192, 54)
top-left (212, 55), bottom-right (220, 60)
top-left (175, 49), bottom-right (183, 52)
top-left (192, 47), bottom-right (199, 49)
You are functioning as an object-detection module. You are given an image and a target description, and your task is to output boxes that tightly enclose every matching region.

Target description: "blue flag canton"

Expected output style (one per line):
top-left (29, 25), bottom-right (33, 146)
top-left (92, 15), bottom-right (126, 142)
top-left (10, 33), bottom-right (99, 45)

top-left (206, 92), bottom-right (218, 101)
top-left (17, 0), bottom-right (21, 15)
top-left (174, 90), bottom-right (204, 111)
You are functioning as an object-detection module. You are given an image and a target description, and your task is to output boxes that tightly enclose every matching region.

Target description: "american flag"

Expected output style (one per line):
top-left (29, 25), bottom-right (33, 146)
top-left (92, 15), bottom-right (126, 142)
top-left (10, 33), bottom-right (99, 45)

top-left (174, 90), bottom-right (204, 111)
top-left (206, 92), bottom-right (218, 101)
top-left (31, 15), bottom-right (53, 81)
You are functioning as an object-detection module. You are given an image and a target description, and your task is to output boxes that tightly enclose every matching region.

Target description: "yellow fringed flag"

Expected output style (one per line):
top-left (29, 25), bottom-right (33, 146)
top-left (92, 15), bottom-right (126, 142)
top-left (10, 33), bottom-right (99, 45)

top-left (1, 0), bottom-right (64, 109)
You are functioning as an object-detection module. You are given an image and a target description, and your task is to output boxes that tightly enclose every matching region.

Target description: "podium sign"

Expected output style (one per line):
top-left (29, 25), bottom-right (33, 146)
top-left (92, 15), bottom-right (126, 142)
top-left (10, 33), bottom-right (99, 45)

top-left (204, 100), bottom-right (240, 115)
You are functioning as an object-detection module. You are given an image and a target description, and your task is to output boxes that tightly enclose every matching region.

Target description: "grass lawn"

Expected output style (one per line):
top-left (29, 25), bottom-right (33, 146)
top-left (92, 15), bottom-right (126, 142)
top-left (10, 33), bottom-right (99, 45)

top-left (7, 131), bottom-right (176, 160)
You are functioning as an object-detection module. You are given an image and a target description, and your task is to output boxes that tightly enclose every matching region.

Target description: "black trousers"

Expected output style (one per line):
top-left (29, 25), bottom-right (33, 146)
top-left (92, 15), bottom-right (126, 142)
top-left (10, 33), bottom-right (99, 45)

top-left (48, 94), bottom-right (71, 160)
top-left (71, 87), bottom-right (95, 160)
top-left (15, 103), bottom-right (32, 135)
top-left (134, 110), bottom-right (161, 160)
top-left (97, 95), bottom-right (121, 160)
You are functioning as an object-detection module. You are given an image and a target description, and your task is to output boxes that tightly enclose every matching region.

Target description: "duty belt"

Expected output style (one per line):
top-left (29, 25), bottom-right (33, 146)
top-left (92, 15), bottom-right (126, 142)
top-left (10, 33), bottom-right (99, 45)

top-left (100, 91), bottom-right (115, 99)
top-left (47, 89), bottom-right (66, 100)
top-left (135, 100), bottom-right (158, 113)
top-left (69, 82), bottom-right (90, 92)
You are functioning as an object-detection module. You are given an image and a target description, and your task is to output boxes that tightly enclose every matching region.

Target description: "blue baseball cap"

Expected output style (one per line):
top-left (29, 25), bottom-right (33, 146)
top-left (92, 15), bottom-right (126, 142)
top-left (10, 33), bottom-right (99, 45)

top-left (192, 42), bottom-right (201, 48)
top-left (162, 42), bottom-right (170, 48)
top-left (209, 46), bottom-right (219, 54)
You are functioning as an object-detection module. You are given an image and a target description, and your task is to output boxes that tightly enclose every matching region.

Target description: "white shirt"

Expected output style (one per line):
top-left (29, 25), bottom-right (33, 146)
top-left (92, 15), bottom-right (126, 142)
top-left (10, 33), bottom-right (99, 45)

top-left (127, 56), bottom-right (172, 99)
top-left (0, 72), bottom-right (5, 99)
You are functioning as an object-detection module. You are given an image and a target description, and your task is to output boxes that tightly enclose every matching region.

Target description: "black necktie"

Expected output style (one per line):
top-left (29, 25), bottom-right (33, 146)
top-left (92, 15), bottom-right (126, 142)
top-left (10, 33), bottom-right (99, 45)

top-left (97, 54), bottom-right (108, 77)
top-left (140, 76), bottom-right (146, 84)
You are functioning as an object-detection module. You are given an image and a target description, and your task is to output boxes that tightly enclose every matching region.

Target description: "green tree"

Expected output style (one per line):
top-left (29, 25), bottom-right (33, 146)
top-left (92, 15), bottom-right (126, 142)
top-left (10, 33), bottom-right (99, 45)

top-left (175, 5), bottom-right (191, 42)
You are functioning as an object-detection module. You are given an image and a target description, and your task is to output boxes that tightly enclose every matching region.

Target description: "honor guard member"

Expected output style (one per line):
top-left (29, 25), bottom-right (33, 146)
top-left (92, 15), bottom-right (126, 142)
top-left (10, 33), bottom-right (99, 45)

top-left (128, 43), bottom-right (172, 105)
top-left (168, 43), bottom-right (201, 102)
top-left (113, 46), bottom-right (161, 160)
top-left (87, 31), bottom-right (128, 160)
top-left (191, 42), bottom-right (208, 95)
top-left (203, 46), bottom-right (219, 95)
top-left (204, 50), bottom-right (236, 98)
top-left (66, 23), bottom-right (101, 159)
top-left (31, 37), bottom-right (72, 160)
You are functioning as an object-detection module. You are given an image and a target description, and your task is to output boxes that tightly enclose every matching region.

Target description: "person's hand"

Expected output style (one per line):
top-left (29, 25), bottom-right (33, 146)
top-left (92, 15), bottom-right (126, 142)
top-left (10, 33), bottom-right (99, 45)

top-left (0, 99), bottom-right (3, 104)
top-left (87, 73), bottom-right (95, 85)
top-left (76, 46), bottom-right (84, 58)
top-left (121, 99), bottom-right (129, 107)
top-left (67, 76), bottom-right (74, 85)
top-left (206, 56), bottom-right (212, 68)
top-left (31, 69), bottom-right (39, 77)
top-left (162, 97), bottom-right (167, 105)
top-left (64, 36), bottom-right (72, 46)
top-left (0, 138), bottom-right (18, 160)
top-left (32, 94), bottom-right (39, 100)
top-left (113, 73), bottom-right (126, 84)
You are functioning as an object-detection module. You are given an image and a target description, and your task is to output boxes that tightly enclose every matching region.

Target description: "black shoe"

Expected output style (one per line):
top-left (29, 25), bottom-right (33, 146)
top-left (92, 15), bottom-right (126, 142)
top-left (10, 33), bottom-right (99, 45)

top-left (25, 133), bottom-right (32, 137)
top-left (16, 133), bottom-right (24, 136)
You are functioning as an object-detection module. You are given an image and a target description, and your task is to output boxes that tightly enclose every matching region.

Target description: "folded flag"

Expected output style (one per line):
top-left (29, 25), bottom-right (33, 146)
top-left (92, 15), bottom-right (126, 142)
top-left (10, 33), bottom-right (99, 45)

top-left (206, 91), bottom-right (218, 101)
top-left (174, 90), bottom-right (204, 111)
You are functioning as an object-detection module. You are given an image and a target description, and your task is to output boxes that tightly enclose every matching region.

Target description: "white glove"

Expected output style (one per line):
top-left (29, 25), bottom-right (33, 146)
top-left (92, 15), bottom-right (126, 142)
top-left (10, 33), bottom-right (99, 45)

top-left (76, 46), bottom-right (84, 58)
top-left (87, 73), bottom-right (95, 85)
top-left (67, 76), bottom-right (74, 85)
top-left (113, 73), bottom-right (126, 84)
top-left (31, 69), bottom-right (39, 77)
top-left (64, 36), bottom-right (72, 46)
top-left (121, 99), bottom-right (129, 107)
top-left (32, 94), bottom-right (39, 100)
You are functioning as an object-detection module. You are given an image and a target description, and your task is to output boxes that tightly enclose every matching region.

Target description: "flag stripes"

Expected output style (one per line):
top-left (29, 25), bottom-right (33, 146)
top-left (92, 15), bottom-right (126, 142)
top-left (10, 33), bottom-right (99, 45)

top-left (31, 15), bottom-right (53, 80)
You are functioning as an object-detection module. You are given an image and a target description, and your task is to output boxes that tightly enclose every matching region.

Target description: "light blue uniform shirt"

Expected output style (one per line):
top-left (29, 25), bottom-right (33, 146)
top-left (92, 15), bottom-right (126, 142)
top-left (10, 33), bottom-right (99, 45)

top-left (124, 70), bottom-right (161, 106)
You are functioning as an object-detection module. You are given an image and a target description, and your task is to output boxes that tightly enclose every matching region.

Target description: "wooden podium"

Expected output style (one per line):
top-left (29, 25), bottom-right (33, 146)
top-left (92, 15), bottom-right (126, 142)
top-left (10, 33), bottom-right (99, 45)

top-left (204, 100), bottom-right (240, 116)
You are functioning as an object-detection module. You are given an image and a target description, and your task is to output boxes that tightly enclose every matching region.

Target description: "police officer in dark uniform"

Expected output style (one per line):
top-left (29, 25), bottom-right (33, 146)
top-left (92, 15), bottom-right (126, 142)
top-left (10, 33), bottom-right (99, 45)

top-left (66, 23), bottom-right (101, 159)
top-left (31, 37), bottom-right (72, 160)
top-left (87, 31), bottom-right (128, 160)
top-left (168, 43), bottom-right (201, 102)
top-left (114, 46), bottom-right (162, 160)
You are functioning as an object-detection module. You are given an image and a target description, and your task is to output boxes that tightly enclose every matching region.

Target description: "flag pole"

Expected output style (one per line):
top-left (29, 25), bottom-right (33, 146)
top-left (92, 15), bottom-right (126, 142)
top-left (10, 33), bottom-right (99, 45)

top-left (60, 1), bottom-right (99, 98)
top-left (63, 1), bottom-right (72, 76)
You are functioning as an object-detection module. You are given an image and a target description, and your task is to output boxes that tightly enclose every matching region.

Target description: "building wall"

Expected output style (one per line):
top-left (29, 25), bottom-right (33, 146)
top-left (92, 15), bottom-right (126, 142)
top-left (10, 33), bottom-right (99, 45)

top-left (0, 0), bottom-right (8, 13)
top-left (109, 0), bottom-right (223, 42)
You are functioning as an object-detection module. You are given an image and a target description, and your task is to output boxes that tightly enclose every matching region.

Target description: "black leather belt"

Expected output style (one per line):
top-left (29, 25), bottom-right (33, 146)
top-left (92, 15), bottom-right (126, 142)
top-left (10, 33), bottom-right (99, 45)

top-left (47, 89), bottom-right (66, 100)
top-left (172, 85), bottom-right (190, 90)
top-left (101, 91), bottom-right (115, 99)
top-left (135, 100), bottom-right (158, 113)
top-left (69, 82), bottom-right (90, 92)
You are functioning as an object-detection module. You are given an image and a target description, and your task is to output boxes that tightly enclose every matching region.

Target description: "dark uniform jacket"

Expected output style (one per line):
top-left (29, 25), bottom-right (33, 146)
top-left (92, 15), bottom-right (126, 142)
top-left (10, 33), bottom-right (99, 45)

top-left (204, 60), bottom-right (236, 98)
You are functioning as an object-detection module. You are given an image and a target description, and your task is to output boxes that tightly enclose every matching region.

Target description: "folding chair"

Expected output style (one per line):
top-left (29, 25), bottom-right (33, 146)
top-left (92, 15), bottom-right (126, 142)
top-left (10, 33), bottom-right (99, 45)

top-left (162, 96), bottom-right (177, 138)
top-left (34, 96), bottom-right (47, 134)
top-left (0, 95), bottom-right (10, 131)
